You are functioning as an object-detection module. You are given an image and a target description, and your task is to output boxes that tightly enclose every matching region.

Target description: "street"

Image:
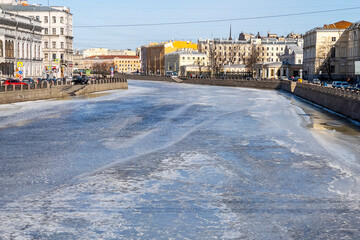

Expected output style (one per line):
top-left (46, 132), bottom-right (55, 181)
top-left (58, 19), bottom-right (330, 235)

top-left (0, 80), bottom-right (360, 239)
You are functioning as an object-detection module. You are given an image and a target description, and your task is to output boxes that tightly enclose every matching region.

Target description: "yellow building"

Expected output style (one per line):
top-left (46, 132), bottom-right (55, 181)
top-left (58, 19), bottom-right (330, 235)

top-left (114, 55), bottom-right (140, 73)
top-left (141, 40), bottom-right (197, 75)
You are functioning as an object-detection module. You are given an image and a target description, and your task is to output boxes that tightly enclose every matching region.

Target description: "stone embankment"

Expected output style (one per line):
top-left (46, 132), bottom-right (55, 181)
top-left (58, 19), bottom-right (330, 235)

top-left (0, 78), bottom-right (128, 104)
top-left (121, 74), bottom-right (360, 122)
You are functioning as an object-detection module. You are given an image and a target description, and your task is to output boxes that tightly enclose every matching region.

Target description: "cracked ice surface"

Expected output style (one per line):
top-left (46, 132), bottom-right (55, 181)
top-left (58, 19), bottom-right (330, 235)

top-left (0, 80), bottom-right (360, 239)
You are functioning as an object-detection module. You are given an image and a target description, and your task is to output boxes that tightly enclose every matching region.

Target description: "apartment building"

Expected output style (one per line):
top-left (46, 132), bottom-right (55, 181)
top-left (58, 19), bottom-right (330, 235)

top-left (140, 40), bottom-right (198, 75)
top-left (1, 0), bottom-right (73, 78)
top-left (303, 20), bottom-right (352, 80)
top-left (197, 36), bottom-right (302, 66)
top-left (0, 7), bottom-right (42, 78)
top-left (164, 51), bottom-right (208, 75)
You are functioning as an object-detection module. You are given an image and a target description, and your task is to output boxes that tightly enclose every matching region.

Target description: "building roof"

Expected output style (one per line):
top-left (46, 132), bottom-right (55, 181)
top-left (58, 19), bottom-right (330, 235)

top-left (287, 45), bottom-right (303, 55)
top-left (165, 51), bottom-right (205, 56)
top-left (0, 5), bottom-right (62, 12)
top-left (86, 55), bottom-right (139, 60)
top-left (323, 20), bottom-right (352, 29)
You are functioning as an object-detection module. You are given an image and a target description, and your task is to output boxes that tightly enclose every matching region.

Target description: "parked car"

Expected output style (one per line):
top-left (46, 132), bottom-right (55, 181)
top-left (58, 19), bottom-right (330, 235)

top-left (71, 75), bottom-right (89, 85)
top-left (22, 78), bottom-right (34, 85)
top-left (3, 79), bottom-right (28, 85)
top-left (280, 76), bottom-right (288, 81)
top-left (312, 78), bottom-right (321, 85)
top-left (340, 82), bottom-right (350, 90)
top-left (332, 81), bottom-right (342, 88)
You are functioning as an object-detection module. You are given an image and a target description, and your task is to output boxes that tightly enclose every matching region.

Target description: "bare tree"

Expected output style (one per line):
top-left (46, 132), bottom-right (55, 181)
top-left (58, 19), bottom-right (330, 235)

top-left (92, 62), bottom-right (115, 78)
top-left (245, 44), bottom-right (263, 74)
top-left (317, 42), bottom-right (335, 81)
top-left (207, 42), bottom-right (227, 77)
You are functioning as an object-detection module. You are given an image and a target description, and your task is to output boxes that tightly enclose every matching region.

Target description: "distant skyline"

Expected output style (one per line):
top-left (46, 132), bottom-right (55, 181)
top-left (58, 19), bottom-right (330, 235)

top-left (28, 0), bottom-right (360, 50)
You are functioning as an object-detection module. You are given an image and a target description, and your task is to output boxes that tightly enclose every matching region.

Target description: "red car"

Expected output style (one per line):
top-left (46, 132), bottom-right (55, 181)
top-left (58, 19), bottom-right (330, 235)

top-left (3, 79), bottom-right (27, 85)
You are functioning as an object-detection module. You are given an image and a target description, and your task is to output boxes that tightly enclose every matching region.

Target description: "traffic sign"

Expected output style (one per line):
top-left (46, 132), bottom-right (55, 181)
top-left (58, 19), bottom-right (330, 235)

top-left (86, 70), bottom-right (91, 75)
top-left (16, 73), bottom-right (19, 78)
top-left (19, 75), bottom-right (23, 80)
top-left (55, 59), bottom-right (59, 63)
top-left (19, 71), bottom-right (22, 74)
top-left (17, 62), bottom-right (23, 68)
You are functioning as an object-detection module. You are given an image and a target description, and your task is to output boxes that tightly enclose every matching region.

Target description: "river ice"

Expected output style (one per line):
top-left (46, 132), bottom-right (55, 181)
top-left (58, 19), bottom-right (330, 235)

top-left (0, 80), bottom-right (359, 239)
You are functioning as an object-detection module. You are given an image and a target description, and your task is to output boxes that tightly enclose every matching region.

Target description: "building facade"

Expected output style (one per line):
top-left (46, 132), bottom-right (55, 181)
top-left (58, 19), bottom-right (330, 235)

top-left (0, 8), bottom-right (42, 78)
top-left (164, 51), bottom-right (207, 75)
top-left (346, 22), bottom-right (360, 79)
top-left (1, 1), bottom-right (74, 78)
top-left (114, 55), bottom-right (140, 73)
top-left (83, 55), bottom-right (140, 74)
top-left (141, 40), bottom-right (198, 75)
top-left (198, 36), bottom-right (303, 66)
top-left (303, 20), bottom-right (352, 80)
top-left (83, 48), bottom-right (137, 58)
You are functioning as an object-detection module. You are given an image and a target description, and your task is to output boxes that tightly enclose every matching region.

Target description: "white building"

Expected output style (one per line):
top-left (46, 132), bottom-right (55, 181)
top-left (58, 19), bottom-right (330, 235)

top-left (303, 20), bottom-right (351, 80)
top-left (164, 51), bottom-right (208, 76)
top-left (83, 48), bottom-right (137, 58)
top-left (1, 0), bottom-right (73, 78)
top-left (0, 8), bottom-right (42, 78)
top-left (279, 45), bottom-right (303, 65)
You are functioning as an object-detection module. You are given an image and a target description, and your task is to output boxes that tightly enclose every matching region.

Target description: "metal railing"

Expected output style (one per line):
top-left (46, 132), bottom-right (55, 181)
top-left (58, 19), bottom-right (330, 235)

top-left (0, 78), bottom-right (127, 93)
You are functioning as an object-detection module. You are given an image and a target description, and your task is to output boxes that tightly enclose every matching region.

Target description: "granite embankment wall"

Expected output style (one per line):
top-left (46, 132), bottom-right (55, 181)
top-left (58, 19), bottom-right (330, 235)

top-left (123, 74), bottom-right (360, 122)
top-left (121, 74), bottom-right (282, 89)
top-left (281, 81), bottom-right (360, 122)
top-left (0, 78), bottom-right (128, 104)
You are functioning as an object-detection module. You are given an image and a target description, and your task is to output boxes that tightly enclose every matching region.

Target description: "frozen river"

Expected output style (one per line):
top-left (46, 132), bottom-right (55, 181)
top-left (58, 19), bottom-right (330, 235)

top-left (0, 80), bottom-right (360, 239)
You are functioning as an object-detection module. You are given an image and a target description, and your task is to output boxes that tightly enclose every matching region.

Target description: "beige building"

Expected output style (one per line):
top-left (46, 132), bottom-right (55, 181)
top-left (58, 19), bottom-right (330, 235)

top-left (198, 35), bottom-right (303, 68)
top-left (114, 55), bottom-right (140, 73)
top-left (83, 55), bottom-right (140, 74)
top-left (303, 20), bottom-right (352, 80)
top-left (164, 51), bottom-right (207, 76)
top-left (346, 22), bottom-right (360, 79)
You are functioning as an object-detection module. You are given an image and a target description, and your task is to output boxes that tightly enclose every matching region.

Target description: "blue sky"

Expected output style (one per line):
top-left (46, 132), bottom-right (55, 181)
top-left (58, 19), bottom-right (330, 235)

top-left (29, 0), bottom-right (360, 50)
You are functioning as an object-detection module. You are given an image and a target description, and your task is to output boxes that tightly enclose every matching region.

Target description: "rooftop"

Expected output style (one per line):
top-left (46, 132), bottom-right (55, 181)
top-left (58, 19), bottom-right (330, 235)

top-left (0, 4), bottom-right (65, 12)
top-left (86, 55), bottom-right (139, 60)
top-left (323, 20), bottom-right (352, 29)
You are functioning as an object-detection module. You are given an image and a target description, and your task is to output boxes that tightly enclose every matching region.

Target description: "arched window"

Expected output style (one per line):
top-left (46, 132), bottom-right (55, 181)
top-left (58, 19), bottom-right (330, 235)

top-left (10, 41), bottom-right (14, 58)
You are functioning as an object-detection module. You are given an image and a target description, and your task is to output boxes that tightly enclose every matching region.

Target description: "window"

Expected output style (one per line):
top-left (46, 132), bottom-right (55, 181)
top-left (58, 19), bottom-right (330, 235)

top-left (52, 16), bottom-right (56, 23)
top-left (60, 17), bottom-right (64, 23)
top-left (60, 28), bottom-right (64, 35)
top-left (44, 28), bottom-right (48, 34)
top-left (44, 53), bottom-right (48, 59)
top-left (36, 16), bottom-right (40, 21)
top-left (52, 28), bottom-right (56, 35)
top-left (60, 42), bottom-right (64, 48)
top-left (52, 53), bottom-right (56, 60)
top-left (52, 42), bottom-right (56, 48)
top-left (332, 37), bottom-right (336, 42)
top-left (330, 47), bottom-right (336, 57)
top-left (45, 41), bottom-right (48, 48)
top-left (44, 16), bottom-right (48, 23)
top-left (330, 65), bottom-right (335, 73)
top-left (60, 54), bottom-right (64, 60)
